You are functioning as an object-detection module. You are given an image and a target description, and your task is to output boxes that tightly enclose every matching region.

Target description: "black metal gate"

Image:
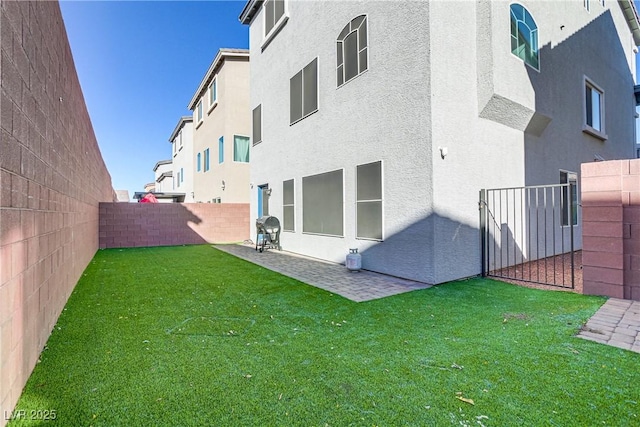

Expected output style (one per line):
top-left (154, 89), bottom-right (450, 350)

top-left (479, 183), bottom-right (578, 289)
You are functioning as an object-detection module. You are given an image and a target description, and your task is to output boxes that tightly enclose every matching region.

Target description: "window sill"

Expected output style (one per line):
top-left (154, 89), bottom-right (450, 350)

top-left (207, 101), bottom-right (218, 115)
top-left (196, 120), bottom-right (204, 130)
top-left (301, 231), bottom-right (344, 238)
top-left (252, 140), bottom-right (262, 147)
top-left (290, 108), bottom-right (318, 126)
top-left (582, 126), bottom-right (607, 141)
top-left (356, 236), bottom-right (383, 242)
top-left (261, 15), bottom-right (289, 51)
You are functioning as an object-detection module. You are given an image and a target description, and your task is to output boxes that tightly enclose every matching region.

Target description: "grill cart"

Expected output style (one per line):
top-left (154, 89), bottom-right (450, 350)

top-left (255, 216), bottom-right (281, 252)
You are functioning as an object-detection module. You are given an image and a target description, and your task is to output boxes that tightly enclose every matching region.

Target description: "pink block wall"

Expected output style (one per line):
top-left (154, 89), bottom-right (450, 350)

top-left (98, 203), bottom-right (250, 248)
top-left (0, 1), bottom-right (115, 423)
top-left (581, 159), bottom-right (640, 300)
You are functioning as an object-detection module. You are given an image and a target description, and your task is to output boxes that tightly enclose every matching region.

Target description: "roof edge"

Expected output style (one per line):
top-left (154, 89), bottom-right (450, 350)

top-left (168, 116), bottom-right (193, 142)
top-left (239, 0), bottom-right (262, 24)
top-left (187, 49), bottom-right (250, 111)
top-left (619, 0), bottom-right (640, 45)
top-left (153, 159), bottom-right (172, 172)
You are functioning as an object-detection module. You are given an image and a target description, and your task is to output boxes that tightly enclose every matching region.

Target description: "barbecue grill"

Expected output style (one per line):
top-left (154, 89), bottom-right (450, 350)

top-left (255, 216), bottom-right (281, 252)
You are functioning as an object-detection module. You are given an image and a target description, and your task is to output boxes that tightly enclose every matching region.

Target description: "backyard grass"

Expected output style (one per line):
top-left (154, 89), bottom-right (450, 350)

top-left (8, 245), bottom-right (640, 426)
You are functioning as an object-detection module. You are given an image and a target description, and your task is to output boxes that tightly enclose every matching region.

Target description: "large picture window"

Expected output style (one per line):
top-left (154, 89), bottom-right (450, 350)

top-left (302, 169), bottom-right (343, 236)
top-left (337, 15), bottom-right (368, 87)
top-left (290, 58), bottom-right (318, 125)
top-left (233, 135), bottom-right (250, 163)
top-left (356, 161), bottom-right (382, 240)
top-left (510, 4), bottom-right (539, 70)
top-left (283, 179), bottom-right (295, 231)
top-left (560, 171), bottom-right (578, 227)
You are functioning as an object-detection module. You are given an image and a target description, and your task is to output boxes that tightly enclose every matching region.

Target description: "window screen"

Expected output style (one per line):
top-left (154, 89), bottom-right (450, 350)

top-left (290, 58), bottom-right (318, 124)
top-left (283, 179), bottom-right (294, 231)
top-left (303, 169), bottom-right (343, 236)
top-left (560, 171), bottom-right (578, 227)
top-left (253, 105), bottom-right (262, 145)
top-left (357, 161), bottom-right (382, 240)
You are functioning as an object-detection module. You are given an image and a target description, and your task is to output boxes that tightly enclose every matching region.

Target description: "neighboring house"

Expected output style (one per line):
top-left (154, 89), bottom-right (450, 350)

top-left (169, 116), bottom-right (195, 202)
top-left (188, 48), bottom-right (251, 204)
top-left (240, 0), bottom-right (640, 284)
top-left (153, 159), bottom-right (174, 193)
top-left (132, 192), bottom-right (186, 203)
top-left (144, 182), bottom-right (156, 193)
top-left (114, 190), bottom-right (131, 203)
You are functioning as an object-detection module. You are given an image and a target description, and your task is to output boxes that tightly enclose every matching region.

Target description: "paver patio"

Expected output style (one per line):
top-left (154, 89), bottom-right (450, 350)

top-left (213, 244), bottom-right (432, 302)
top-left (577, 298), bottom-right (640, 353)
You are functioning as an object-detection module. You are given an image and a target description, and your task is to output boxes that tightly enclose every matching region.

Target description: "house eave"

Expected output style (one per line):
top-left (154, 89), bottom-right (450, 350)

top-left (239, 0), bottom-right (262, 25)
top-left (168, 116), bottom-right (193, 143)
top-left (153, 159), bottom-right (172, 172)
top-left (187, 49), bottom-right (250, 111)
top-left (619, 0), bottom-right (640, 45)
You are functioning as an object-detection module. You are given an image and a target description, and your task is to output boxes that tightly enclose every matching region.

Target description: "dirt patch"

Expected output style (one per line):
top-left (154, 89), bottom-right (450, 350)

top-left (489, 251), bottom-right (583, 294)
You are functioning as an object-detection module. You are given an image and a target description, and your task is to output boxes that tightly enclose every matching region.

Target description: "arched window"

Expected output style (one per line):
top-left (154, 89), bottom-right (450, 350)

top-left (510, 4), bottom-right (538, 70)
top-left (337, 15), bottom-right (368, 87)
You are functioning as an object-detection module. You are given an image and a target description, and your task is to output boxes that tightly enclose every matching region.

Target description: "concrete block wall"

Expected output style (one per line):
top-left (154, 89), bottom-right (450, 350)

top-left (582, 159), bottom-right (640, 300)
top-left (99, 203), bottom-right (250, 248)
top-left (0, 1), bottom-right (114, 423)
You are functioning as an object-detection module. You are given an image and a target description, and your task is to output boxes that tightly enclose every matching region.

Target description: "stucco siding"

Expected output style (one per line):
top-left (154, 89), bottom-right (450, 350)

top-left (249, 1), bottom-right (435, 282)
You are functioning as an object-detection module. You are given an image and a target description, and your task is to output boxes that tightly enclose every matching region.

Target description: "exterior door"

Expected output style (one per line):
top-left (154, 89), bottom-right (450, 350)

top-left (257, 185), bottom-right (269, 217)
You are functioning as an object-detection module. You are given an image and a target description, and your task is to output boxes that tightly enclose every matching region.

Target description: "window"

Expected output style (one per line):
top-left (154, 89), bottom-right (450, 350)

top-left (290, 58), bottom-right (318, 125)
top-left (302, 169), bottom-right (343, 236)
top-left (197, 152), bottom-right (202, 172)
top-left (204, 148), bottom-right (210, 172)
top-left (233, 135), bottom-right (250, 163)
top-left (177, 171), bottom-right (180, 187)
top-left (264, 0), bottom-right (285, 38)
top-left (356, 161), bottom-right (382, 240)
top-left (585, 78), bottom-right (605, 136)
top-left (560, 171), bottom-right (578, 226)
top-left (197, 100), bottom-right (203, 122)
top-left (283, 179), bottom-right (295, 231)
top-left (179, 131), bottom-right (183, 148)
top-left (180, 167), bottom-right (184, 183)
top-left (253, 105), bottom-right (262, 145)
top-left (584, 0), bottom-right (590, 11)
top-left (337, 15), bottom-right (368, 87)
top-left (209, 78), bottom-right (217, 107)
top-left (218, 137), bottom-right (224, 164)
top-left (172, 141), bottom-right (176, 155)
top-left (510, 4), bottom-right (539, 70)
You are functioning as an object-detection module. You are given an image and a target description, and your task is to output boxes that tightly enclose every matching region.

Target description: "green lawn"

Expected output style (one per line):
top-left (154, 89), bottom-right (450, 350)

top-left (8, 245), bottom-right (640, 426)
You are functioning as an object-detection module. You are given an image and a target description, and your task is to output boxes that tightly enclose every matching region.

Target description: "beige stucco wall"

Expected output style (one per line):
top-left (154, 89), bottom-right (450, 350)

top-left (192, 57), bottom-right (250, 203)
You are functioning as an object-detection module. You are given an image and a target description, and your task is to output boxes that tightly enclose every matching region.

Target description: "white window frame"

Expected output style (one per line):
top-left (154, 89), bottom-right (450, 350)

top-left (196, 100), bottom-right (203, 126)
top-left (584, 0), bottom-right (590, 12)
top-left (290, 57), bottom-right (319, 126)
top-left (282, 179), bottom-right (295, 232)
top-left (233, 134), bottom-right (251, 163)
top-left (356, 161), bottom-right (383, 241)
top-left (208, 77), bottom-right (218, 113)
top-left (261, 0), bottom-right (289, 50)
top-left (337, 15), bottom-right (368, 88)
top-left (301, 168), bottom-right (345, 237)
top-left (509, 3), bottom-right (540, 72)
top-left (583, 76), bottom-right (607, 140)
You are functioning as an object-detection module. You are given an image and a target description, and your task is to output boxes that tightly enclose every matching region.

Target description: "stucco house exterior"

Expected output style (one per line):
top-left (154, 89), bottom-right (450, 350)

top-left (240, 0), bottom-right (640, 284)
top-left (188, 48), bottom-right (251, 203)
top-left (153, 159), bottom-right (174, 193)
top-left (169, 116), bottom-right (195, 202)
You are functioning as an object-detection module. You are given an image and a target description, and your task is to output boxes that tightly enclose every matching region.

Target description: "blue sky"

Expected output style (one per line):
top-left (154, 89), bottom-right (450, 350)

top-left (59, 0), bottom-right (249, 196)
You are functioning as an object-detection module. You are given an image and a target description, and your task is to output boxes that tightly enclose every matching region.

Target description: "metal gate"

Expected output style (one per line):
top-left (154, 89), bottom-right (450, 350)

top-left (479, 183), bottom-right (578, 289)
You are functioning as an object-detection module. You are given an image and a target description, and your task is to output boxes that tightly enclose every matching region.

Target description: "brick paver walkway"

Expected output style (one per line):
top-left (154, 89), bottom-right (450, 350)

top-left (213, 244), bottom-right (432, 302)
top-left (577, 298), bottom-right (640, 353)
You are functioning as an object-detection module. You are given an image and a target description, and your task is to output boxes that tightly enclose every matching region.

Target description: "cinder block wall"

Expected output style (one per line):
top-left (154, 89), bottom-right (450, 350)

top-left (0, 1), bottom-right (114, 422)
top-left (581, 160), bottom-right (639, 300)
top-left (99, 203), bottom-right (250, 248)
